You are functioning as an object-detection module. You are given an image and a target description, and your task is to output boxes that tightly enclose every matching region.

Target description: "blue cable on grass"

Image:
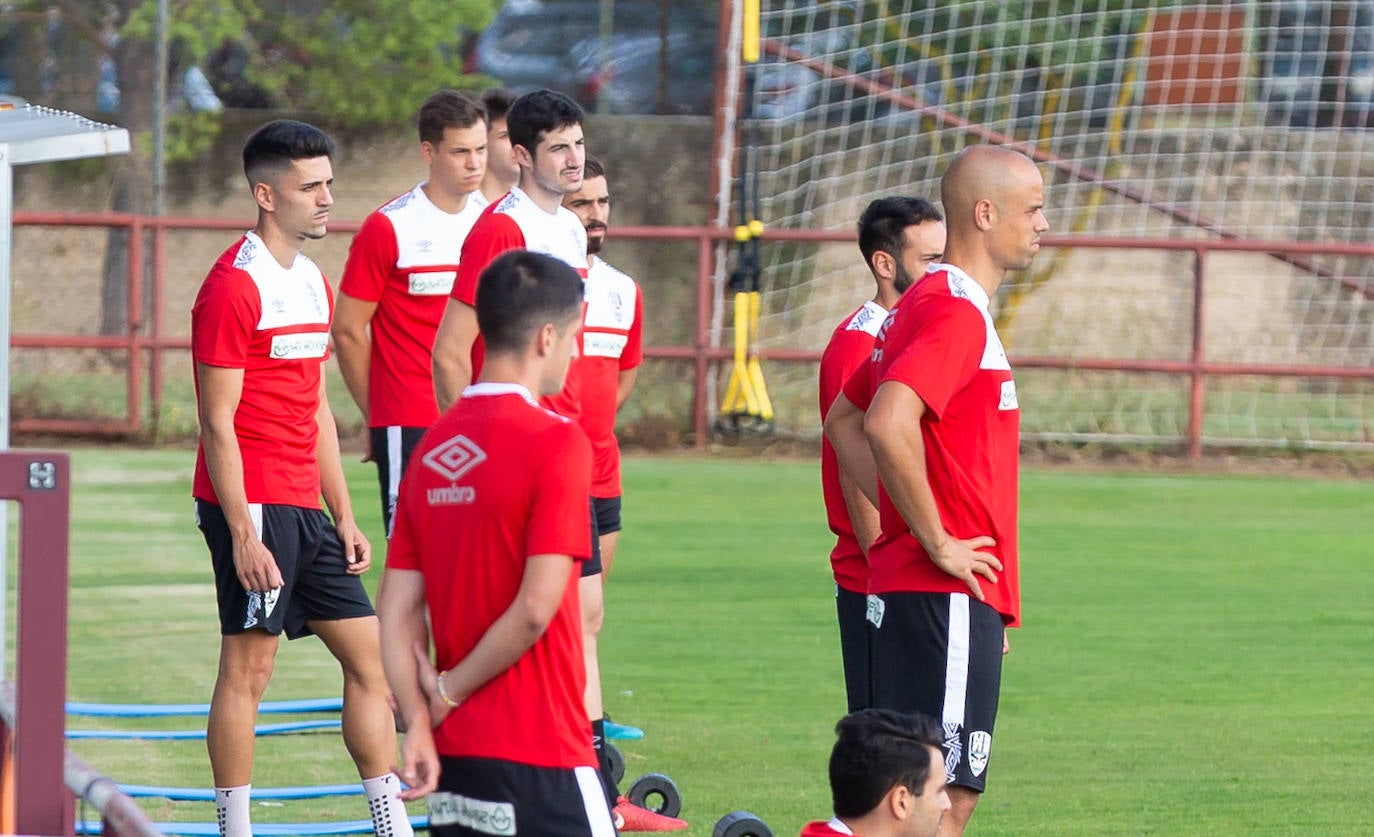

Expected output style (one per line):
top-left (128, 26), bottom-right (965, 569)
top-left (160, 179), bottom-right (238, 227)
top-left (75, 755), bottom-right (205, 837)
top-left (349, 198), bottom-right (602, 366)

top-left (66, 719), bottom-right (340, 740)
top-left (66, 697), bottom-right (343, 717)
top-left (77, 814), bottom-right (429, 835)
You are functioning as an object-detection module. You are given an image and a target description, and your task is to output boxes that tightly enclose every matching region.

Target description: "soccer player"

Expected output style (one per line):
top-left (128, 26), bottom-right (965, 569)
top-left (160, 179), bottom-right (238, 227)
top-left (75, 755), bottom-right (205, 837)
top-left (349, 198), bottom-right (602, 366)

top-left (562, 155), bottom-right (644, 572)
top-left (430, 88), bottom-right (588, 410)
top-left (561, 155), bottom-right (671, 824)
top-left (825, 144), bottom-right (1049, 836)
top-left (799, 709), bottom-right (951, 837)
top-left (333, 89), bottom-right (489, 535)
top-left (818, 196), bottom-right (945, 713)
top-left (479, 88), bottom-right (520, 203)
top-left (430, 89), bottom-right (683, 831)
top-left (191, 120), bottom-right (411, 837)
top-left (378, 250), bottom-right (615, 837)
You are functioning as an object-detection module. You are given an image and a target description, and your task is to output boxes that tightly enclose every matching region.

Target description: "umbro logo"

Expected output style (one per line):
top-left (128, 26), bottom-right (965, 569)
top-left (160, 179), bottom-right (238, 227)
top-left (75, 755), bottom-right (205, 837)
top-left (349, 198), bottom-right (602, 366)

top-left (422, 434), bottom-right (487, 482)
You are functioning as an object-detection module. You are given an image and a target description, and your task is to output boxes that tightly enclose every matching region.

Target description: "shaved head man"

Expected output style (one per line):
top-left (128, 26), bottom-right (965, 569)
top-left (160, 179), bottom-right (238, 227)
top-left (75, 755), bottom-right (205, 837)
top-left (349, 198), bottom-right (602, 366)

top-left (824, 144), bottom-right (1047, 835)
top-left (939, 144), bottom-right (1046, 284)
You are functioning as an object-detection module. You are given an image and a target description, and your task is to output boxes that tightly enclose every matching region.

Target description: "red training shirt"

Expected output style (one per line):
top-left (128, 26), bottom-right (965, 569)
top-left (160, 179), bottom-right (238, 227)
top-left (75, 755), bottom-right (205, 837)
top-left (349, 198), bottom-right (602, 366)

top-left (339, 184), bottom-right (487, 428)
top-left (845, 264), bottom-right (1022, 626)
top-left (191, 232), bottom-right (333, 509)
top-left (579, 256), bottom-right (643, 498)
top-left (387, 383), bottom-right (594, 768)
top-left (798, 820), bottom-right (855, 836)
top-left (450, 186), bottom-right (589, 421)
top-left (819, 299), bottom-right (887, 593)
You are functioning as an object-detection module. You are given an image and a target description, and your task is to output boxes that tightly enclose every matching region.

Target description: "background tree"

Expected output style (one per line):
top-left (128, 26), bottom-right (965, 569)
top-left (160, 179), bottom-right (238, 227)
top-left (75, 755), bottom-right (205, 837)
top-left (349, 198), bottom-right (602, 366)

top-left (3, 0), bottom-right (499, 334)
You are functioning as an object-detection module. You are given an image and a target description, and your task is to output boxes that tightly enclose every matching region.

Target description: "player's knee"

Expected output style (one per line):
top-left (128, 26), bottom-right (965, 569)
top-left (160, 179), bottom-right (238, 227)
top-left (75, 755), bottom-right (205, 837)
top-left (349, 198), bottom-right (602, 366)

top-left (944, 785), bottom-right (979, 827)
top-left (579, 574), bottom-right (605, 635)
top-left (217, 646), bottom-right (276, 697)
top-left (583, 600), bottom-right (605, 635)
top-left (336, 652), bottom-right (388, 692)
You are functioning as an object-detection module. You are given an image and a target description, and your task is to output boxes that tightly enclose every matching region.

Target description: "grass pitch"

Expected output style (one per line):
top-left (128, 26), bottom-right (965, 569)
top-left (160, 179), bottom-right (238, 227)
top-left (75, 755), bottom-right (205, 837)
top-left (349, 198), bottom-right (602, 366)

top-left (40, 449), bottom-right (1374, 835)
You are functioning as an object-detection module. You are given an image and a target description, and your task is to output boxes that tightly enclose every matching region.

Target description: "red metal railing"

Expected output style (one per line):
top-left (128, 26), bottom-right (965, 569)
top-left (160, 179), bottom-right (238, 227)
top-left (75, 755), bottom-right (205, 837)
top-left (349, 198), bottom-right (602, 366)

top-left (11, 212), bottom-right (1374, 457)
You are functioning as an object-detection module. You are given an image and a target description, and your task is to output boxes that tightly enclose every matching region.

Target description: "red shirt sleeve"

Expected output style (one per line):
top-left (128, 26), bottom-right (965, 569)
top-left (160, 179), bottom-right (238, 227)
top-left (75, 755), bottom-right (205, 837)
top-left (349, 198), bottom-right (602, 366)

top-left (840, 358), bottom-right (875, 412)
top-left (452, 214), bottom-right (526, 306)
top-left (191, 268), bottom-right (260, 369)
top-left (880, 301), bottom-right (985, 419)
top-left (338, 211), bottom-right (398, 303)
top-left (526, 421), bottom-right (593, 560)
top-left (819, 329), bottom-right (871, 419)
top-left (620, 283), bottom-right (644, 370)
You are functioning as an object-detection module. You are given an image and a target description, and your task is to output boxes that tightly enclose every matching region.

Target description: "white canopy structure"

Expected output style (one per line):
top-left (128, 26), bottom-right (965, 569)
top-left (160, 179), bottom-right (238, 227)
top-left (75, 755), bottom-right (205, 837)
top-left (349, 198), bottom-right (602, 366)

top-left (0, 101), bottom-right (130, 671)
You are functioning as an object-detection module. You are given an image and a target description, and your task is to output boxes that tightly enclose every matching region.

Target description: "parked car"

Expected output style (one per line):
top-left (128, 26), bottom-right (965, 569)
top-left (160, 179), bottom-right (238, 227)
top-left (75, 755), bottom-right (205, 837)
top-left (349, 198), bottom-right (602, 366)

top-left (572, 30), bottom-right (716, 115)
top-left (468, 0), bottom-right (717, 111)
top-left (1258, 0), bottom-right (1330, 127)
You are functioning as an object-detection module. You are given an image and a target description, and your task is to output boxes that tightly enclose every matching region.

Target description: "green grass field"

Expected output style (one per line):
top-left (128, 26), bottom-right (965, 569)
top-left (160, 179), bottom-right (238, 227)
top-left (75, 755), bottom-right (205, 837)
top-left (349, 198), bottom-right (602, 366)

top-left (36, 449), bottom-right (1374, 835)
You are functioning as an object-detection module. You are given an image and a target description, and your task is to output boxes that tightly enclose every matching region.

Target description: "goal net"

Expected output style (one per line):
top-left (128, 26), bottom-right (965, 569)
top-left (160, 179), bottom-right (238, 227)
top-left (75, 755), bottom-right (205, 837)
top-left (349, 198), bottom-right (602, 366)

top-left (716, 0), bottom-right (1374, 451)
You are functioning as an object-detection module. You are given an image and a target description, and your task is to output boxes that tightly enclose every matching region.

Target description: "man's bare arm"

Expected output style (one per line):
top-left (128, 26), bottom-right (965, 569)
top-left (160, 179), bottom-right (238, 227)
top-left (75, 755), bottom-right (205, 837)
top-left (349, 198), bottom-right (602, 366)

top-left (432, 300), bottom-right (480, 410)
top-left (331, 292), bottom-right (379, 421)
top-left (865, 381), bottom-right (1001, 600)
top-left (825, 392), bottom-right (879, 507)
top-left (316, 375), bottom-right (370, 574)
top-left (197, 363), bottom-right (282, 592)
top-left (416, 554), bottom-right (574, 721)
top-left (839, 468), bottom-right (882, 556)
top-left (376, 568), bottom-right (440, 799)
top-left (615, 367), bottom-right (638, 411)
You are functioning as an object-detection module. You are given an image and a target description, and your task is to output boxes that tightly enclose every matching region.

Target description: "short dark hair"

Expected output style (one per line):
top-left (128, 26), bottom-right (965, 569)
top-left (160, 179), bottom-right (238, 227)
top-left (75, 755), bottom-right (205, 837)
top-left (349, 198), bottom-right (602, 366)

top-left (242, 119), bottom-right (335, 188)
top-left (476, 251), bottom-right (584, 354)
top-left (857, 196), bottom-right (944, 272)
top-left (829, 709), bottom-right (943, 819)
top-left (482, 87), bottom-right (517, 123)
top-left (583, 154), bottom-right (605, 180)
top-left (418, 89), bottom-right (487, 145)
top-left (507, 89), bottom-right (584, 157)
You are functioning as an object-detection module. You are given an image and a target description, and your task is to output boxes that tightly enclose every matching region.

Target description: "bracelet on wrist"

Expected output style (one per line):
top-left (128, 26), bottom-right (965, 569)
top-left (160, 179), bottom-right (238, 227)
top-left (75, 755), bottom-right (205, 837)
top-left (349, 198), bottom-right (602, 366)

top-left (436, 669), bottom-right (462, 708)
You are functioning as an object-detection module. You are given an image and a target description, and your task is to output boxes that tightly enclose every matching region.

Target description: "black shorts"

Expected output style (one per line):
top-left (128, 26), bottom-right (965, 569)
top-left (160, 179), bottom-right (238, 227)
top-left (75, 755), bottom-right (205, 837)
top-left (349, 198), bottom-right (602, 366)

top-left (197, 500), bottom-right (376, 640)
top-left (581, 498), bottom-right (602, 578)
top-left (835, 585), bottom-right (871, 712)
top-left (370, 425), bottom-right (427, 538)
top-left (869, 591), bottom-right (1004, 792)
top-left (429, 756), bottom-right (615, 837)
top-left (592, 495), bottom-right (622, 536)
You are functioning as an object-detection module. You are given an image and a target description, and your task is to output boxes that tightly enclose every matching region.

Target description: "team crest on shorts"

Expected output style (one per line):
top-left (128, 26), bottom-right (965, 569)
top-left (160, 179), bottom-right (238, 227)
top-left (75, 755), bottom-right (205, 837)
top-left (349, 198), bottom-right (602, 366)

top-left (865, 594), bottom-right (885, 628)
top-left (242, 587), bottom-right (281, 630)
top-left (968, 730), bottom-right (992, 777)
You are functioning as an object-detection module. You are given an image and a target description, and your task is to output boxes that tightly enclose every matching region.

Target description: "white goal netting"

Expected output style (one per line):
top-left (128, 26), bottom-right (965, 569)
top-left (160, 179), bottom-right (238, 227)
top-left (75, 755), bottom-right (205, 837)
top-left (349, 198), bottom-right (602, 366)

top-left (717, 0), bottom-right (1374, 450)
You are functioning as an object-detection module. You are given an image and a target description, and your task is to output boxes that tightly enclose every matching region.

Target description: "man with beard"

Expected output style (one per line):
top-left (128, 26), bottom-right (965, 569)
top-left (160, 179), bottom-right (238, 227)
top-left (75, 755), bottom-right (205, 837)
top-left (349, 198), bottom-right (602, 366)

top-left (428, 92), bottom-right (681, 831)
top-left (558, 156), bottom-right (681, 832)
top-left (561, 156), bottom-right (643, 582)
top-left (817, 196), bottom-right (945, 714)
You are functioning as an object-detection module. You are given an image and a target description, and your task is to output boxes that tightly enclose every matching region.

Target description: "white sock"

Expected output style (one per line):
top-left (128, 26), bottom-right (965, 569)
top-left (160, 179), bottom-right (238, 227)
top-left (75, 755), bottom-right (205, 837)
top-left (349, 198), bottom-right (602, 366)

top-left (214, 784), bottom-right (251, 837)
top-left (362, 772), bottom-right (414, 837)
